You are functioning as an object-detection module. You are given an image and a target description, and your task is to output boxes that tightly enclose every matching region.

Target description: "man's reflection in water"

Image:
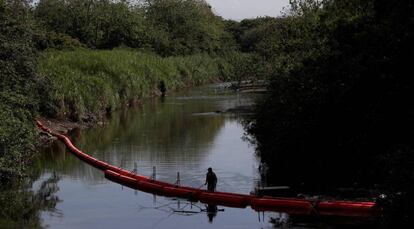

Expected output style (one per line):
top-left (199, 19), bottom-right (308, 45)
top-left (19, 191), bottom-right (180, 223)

top-left (206, 204), bottom-right (218, 223)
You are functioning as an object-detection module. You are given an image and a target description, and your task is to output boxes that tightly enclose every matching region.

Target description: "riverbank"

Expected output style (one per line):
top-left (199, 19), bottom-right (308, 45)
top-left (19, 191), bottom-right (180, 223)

top-left (34, 48), bottom-right (233, 142)
top-left (37, 49), bottom-right (231, 121)
top-left (36, 117), bottom-right (93, 145)
top-left (1, 48), bottom-right (233, 182)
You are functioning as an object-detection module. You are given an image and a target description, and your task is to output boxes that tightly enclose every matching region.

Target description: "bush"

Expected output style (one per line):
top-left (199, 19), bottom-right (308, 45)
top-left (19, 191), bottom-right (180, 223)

top-left (0, 0), bottom-right (39, 181)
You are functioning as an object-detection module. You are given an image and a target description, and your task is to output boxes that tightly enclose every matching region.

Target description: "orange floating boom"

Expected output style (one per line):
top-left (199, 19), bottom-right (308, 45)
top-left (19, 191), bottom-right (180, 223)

top-left (36, 120), bottom-right (379, 217)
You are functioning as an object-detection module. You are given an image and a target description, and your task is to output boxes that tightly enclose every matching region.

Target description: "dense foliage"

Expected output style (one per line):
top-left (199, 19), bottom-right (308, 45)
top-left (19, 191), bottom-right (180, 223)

top-left (34, 0), bottom-right (148, 49)
top-left (34, 0), bottom-right (231, 56)
top-left (144, 0), bottom-right (226, 56)
top-left (0, 0), bottom-right (42, 182)
top-left (244, 0), bottom-right (414, 226)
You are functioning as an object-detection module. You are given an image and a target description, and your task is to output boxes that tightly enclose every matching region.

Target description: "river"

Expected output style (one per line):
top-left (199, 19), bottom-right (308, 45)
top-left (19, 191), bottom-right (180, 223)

top-left (31, 85), bottom-right (284, 228)
top-left (0, 84), bottom-right (378, 228)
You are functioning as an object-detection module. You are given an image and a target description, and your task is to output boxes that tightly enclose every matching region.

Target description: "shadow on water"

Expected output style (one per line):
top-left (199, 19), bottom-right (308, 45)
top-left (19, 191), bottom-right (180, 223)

top-left (252, 123), bottom-right (414, 227)
top-left (0, 172), bottom-right (61, 228)
top-left (132, 195), bottom-right (378, 229)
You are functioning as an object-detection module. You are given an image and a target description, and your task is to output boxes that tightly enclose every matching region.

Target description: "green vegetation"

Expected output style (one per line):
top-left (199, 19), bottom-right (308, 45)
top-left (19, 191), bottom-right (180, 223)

top-left (34, 0), bottom-right (148, 49)
top-left (1, 0), bottom-right (237, 181)
top-left (37, 49), bottom-right (228, 120)
top-left (144, 0), bottom-right (227, 56)
top-left (33, 0), bottom-right (231, 55)
top-left (2, 0), bottom-right (414, 225)
top-left (245, 0), bottom-right (414, 186)
top-left (0, 0), bottom-right (40, 182)
top-left (239, 0), bottom-right (414, 226)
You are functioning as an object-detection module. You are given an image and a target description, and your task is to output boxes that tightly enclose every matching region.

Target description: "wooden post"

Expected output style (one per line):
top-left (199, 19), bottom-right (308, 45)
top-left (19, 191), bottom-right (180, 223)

top-left (176, 172), bottom-right (180, 185)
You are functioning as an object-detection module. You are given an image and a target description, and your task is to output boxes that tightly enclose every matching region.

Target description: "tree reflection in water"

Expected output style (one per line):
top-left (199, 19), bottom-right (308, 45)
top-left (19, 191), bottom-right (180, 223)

top-left (0, 173), bottom-right (61, 228)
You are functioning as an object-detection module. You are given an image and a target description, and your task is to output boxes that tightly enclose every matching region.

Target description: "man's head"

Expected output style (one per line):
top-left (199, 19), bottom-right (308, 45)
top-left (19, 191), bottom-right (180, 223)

top-left (208, 167), bottom-right (212, 172)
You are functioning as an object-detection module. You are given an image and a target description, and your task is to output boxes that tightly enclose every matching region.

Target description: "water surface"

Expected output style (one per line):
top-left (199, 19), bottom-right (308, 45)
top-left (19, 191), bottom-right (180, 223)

top-left (35, 85), bottom-right (282, 228)
top-left (1, 85), bottom-right (377, 228)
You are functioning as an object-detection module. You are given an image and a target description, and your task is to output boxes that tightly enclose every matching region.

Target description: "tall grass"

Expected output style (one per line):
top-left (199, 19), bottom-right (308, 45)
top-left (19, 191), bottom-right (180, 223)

top-left (37, 48), bottom-right (229, 120)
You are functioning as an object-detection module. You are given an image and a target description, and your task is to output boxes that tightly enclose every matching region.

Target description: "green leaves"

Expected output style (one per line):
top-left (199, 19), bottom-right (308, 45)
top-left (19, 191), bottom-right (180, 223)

top-left (245, 1), bottom-right (414, 204)
top-left (1, 0), bottom-right (40, 182)
top-left (33, 0), bottom-right (232, 55)
top-left (34, 0), bottom-right (148, 49)
top-left (145, 0), bottom-right (226, 56)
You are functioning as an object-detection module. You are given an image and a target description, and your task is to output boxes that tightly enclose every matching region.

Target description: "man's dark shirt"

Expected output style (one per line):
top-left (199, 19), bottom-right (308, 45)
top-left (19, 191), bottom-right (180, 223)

top-left (206, 171), bottom-right (217, 192)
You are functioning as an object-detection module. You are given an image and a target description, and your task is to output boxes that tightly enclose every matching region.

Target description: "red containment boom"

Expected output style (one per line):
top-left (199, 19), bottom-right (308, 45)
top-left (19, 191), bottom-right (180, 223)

top-left (36, 120), bottom-right (379, 217)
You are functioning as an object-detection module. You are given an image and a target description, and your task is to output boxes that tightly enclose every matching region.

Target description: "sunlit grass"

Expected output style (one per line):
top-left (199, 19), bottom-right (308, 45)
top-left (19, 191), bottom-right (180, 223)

top-left (37, 48), bottom-right (228, 120)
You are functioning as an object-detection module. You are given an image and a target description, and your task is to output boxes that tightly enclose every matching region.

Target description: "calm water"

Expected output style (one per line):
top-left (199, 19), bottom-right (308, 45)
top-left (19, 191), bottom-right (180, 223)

top-left (33, 85), bottom-right (286, 229)
top-left (1, 85), bottom-right (376, 228)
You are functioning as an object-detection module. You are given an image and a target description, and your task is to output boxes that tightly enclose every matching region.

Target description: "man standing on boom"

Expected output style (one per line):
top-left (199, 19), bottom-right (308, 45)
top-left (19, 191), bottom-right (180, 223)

top-left (205, 167), bottom-right (217, 192)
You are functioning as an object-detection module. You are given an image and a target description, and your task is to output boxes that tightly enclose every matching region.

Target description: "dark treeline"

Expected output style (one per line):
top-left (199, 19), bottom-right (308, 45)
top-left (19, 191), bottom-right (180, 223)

top-left (242, 0), bottom-right (414, 226)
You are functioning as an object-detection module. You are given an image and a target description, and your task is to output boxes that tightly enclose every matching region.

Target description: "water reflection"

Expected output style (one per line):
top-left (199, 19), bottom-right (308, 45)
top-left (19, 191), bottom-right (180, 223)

top-left (205, 204), bottom-right (218, 223)
top-left (38, 87), bottom-right (258, 192)
top-left (1, 85), bottom-right (382, 228)
top-left (27, 85), bottom-right (381, 228)
top-left (134, 197), bottom-right (224, 225)
top-left (0, 173), bottom-right (61, 228)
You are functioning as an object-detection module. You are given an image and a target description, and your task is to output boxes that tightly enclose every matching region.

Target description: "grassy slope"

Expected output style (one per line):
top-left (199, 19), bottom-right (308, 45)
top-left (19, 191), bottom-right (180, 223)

top-left (37, 48), bottom-right (228, 120)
